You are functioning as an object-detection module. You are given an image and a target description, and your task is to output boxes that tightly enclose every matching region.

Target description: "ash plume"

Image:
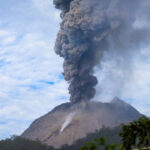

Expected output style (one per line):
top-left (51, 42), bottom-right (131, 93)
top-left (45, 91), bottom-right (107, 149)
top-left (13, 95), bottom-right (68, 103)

top-left (53, 0), bottom-right (150, 103)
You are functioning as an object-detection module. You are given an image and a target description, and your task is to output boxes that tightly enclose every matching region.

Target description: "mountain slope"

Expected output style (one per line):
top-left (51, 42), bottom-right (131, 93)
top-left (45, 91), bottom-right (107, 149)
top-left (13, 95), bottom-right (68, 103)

top-left (22, 97), bottom-right (141, 148)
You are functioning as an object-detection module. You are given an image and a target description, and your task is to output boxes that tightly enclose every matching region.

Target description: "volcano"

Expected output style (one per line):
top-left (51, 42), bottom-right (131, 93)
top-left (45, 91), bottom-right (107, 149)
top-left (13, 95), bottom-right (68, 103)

top-left (22, 97), bottom-right (141, 148)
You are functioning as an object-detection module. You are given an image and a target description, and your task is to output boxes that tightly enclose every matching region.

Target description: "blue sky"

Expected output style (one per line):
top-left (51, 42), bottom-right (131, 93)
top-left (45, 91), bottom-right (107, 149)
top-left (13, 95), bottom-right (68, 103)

top-left (0, 0), bottom-right (150, 140)
top-left (0, 0), bottom-right (69, 139)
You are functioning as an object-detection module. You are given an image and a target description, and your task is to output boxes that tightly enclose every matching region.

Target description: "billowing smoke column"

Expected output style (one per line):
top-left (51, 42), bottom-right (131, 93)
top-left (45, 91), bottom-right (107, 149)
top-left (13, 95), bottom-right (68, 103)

top-left (53, 0), bottom-right (148, 103)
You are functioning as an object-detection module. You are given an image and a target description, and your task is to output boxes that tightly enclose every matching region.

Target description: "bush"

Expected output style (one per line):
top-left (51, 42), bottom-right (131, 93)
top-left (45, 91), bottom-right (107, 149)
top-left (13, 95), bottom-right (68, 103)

top-left (80, 116), bottom-right (150, 150)
top-left (0, 136), bottom-right (54, 150)
top-left (120, 116), bottom-right (150, 150)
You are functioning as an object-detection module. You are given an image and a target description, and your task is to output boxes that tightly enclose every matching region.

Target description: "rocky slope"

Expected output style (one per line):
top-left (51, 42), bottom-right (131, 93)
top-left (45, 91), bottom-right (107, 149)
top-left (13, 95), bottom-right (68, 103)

top-left (22, 97), bottom-right (141, 148)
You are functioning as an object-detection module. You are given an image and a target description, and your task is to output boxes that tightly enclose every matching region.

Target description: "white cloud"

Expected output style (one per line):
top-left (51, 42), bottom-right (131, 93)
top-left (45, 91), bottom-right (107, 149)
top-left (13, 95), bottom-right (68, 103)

top-left (0, 31), bottom-right (69, 139)
top-left (94, 46), bottom-right (150, 115)
top-left (33, 0), bottom-right (51, 14)
top-left (0, 0), bottom-right (150, 141)
top-left (0, 0), bottom-right (67, 139)
top-left (33, 0), bottom-right (61, 21)
top-left (0, 29), bottom-right (16, 46)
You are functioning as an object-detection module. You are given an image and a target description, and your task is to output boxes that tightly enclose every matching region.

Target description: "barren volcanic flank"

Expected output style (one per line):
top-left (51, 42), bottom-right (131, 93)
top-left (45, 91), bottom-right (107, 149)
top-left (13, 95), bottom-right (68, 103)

top-left (22, 0), bottom-right (148, 148)
top-left (22, 97), bottom-right (141, 148)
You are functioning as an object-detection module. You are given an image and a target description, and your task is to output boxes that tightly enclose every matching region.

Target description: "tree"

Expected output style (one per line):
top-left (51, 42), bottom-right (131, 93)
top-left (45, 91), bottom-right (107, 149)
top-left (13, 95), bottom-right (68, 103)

top-left (120, 116), bottom-right (150, 150)
top-left (80, 137), bottom-right (119, 150)
top-left (0, 136), bottom-right (55, 150)
top-left (80, 116), bottom-right (150, 150)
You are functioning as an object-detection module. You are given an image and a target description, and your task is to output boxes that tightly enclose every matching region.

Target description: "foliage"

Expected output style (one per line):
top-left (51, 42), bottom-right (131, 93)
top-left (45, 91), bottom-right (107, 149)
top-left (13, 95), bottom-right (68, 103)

top-left (80, 116), bottom-right (150, 150)
top-left (59, 126), bottom-right (121, 150)
top-left (0, 126), bottom-right (121, 150)
top-left (0, 136), bottom-right (55, 150)
top-left (80, 137), bottom-right (120, 150)
top-left (120, 116), bottom-right (150, 150)
top-left (0, 116), bottom-right (149, 150)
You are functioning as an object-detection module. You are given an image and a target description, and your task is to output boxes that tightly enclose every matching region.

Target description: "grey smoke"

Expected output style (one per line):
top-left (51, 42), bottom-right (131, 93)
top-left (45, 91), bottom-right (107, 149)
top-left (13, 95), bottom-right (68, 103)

top-left (60, 112), bottom-right (76, 133)
top-left (53, 0), bottom-right (150, 103)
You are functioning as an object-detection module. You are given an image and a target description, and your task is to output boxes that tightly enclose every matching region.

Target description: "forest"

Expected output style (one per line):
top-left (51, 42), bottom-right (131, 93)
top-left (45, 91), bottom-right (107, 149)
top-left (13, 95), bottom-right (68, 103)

top-left (0, 116), bottom-right (149, 150)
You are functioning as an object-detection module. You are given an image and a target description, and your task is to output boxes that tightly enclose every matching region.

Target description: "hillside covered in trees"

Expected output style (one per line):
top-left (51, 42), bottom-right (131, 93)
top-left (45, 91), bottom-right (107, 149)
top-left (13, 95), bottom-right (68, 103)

top-left (0, 116), bottom-right (150, 150)
top-left (0, 126), bottom-right (121, 150)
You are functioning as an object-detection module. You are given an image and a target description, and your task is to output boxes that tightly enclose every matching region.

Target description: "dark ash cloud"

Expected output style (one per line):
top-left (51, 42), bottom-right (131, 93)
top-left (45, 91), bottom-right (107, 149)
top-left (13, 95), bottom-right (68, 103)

top-left (53, 0), bottom-right (150, 103)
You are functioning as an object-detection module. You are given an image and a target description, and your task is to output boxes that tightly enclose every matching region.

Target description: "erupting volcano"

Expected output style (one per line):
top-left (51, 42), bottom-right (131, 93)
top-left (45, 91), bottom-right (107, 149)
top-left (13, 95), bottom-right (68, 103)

top-left (22, 0), bottom-right (150, 148)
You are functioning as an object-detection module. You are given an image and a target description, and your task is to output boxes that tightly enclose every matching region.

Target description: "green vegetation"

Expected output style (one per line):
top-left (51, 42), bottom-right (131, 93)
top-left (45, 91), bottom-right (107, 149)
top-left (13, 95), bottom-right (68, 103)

top-left (0, 136), bottom-right (55, 150)
top-left (60, 126), bottom-right (121, 150)
top-left (0, 126), bottom-right (121, 150)
top-left (80, 137), bottom-right (120, 150)
top-left (120, 116), bottom-right (150, 150)
top-left (0, 116), bottom-right (149, 150)
top-left (80, 116), bottom-right (150, 150)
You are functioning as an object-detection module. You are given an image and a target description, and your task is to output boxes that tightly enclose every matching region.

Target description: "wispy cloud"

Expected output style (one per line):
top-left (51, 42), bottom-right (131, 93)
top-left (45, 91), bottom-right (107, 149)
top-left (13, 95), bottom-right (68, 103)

top-left (0, 0), bottom-right (68, 139)
top-left (0, 30), bottom-right (16, 46)
top-left (94, 46), bottom-right (150, 115)
top-left (0, 0), bottom-right (150, 141)
top-left (0, 29), bottom-right (69, 138)
top-left (33, 0), bottom-right (61, 21)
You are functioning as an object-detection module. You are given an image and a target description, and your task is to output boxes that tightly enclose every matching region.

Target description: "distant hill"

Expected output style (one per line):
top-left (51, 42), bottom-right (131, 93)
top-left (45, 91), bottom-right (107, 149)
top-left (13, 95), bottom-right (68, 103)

top-left (0, 126), bottom-right (122, 150)
top-left (0, 136), bottom-right (55, 150)
top-left (22, 97), bottom-right (141, 148)
top-left (59, 126), bottom-right (122, 150)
